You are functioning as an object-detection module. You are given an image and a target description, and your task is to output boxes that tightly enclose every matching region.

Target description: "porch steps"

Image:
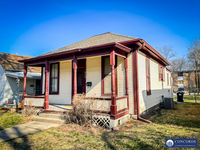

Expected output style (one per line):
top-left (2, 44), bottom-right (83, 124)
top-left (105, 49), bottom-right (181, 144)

top-left (33, 113), bottom-right (66, 124)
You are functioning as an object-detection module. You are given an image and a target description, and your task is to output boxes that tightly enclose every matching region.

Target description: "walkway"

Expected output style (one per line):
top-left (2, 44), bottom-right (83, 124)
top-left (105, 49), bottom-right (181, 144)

top-left (0, 121), bottom-right (59, 142)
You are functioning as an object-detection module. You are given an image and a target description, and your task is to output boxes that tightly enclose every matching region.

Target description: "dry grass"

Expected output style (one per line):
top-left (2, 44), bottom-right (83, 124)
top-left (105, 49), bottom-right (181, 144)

top-left (0, 103), bottom-right (200, 149)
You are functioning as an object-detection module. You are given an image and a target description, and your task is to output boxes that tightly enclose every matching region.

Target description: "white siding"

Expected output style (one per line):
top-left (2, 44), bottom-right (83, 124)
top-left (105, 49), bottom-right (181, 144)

top-left (86, 56), bottom-right (101, 97)
top-left (0, 65), bottom-right (5, 106)
top-left (117, 56), bottom-right (126, 97)
top-left (127, 53), bottom-right (134, 114)
top-left (49, 60), bottom-right (72, 104)
top-left (138, 51), bottom-right (172, 114)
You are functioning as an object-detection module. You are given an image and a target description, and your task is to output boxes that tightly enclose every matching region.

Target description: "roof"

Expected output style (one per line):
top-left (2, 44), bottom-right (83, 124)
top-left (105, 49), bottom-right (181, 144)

top-left (41, 32), bottom-right (138, 56)
top-left (6, 72), bottom-right (41, 79)
top-left (0, 52), bottom-right (41, 72)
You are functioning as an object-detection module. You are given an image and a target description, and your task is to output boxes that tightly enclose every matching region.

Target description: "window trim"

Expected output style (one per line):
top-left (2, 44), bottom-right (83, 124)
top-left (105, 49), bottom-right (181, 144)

top-left (49, 62), bottom-right (60, 95)
top-left (167, 73), bottom-right (169, 86)
top-left (158, 65), bottom-right (165, 81)
top-left (146, 57), bottom-right (151, 95)
top-left (101, 56), bottom-right (117, 96)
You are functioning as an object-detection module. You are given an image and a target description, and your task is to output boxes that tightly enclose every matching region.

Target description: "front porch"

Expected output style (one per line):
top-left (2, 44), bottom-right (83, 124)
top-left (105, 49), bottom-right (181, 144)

top-left (20, 42), bottom-right (132, 126)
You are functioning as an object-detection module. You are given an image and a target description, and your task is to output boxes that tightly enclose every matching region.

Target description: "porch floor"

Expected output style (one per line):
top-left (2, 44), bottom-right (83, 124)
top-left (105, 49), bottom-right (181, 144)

top-left (47, 104), bottom-right (73, 112)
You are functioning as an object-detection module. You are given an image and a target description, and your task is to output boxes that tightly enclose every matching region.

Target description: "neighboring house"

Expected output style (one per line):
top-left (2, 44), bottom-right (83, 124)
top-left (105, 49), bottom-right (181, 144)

top-left (19, 32), bottom-right (172, 127)
top-left (0, 52), bottom-right (41, 106)
top-left (172, 70), bottom-right (199, 92)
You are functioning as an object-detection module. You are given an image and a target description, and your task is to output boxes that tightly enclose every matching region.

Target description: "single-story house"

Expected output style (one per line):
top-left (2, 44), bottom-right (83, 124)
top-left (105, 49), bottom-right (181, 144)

top-left (19, 32), bottom-right (173, 127)
top-left (0, 52), bottom-right (41, 106)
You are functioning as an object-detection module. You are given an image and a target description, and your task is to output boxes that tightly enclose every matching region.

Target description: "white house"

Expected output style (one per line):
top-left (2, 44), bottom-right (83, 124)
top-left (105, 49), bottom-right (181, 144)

top-left (19, 32), bottom-right (172, 127)
top-left (0, 52), bottom-right (41, 106)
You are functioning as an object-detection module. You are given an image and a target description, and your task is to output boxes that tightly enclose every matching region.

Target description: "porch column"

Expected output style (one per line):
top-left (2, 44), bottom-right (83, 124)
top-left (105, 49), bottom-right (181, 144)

top-left (73, 54), bottom-right (77, 96)
top-left (44, 60), bottom-right (49, 109)
top-left (110, 49), bottom-right (117, 116)
top-left (124, 56), bottom-right (129, 109)
top-left (22, 64), bottom-right (27, 108)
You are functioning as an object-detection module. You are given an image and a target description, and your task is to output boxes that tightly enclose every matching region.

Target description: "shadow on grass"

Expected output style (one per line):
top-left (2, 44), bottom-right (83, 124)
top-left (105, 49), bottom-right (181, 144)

top-left (0, 127), bottom-right (32, 150)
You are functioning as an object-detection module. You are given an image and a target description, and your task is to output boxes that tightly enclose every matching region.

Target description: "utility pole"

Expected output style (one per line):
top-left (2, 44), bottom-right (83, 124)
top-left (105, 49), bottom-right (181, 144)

top-left (195, 55), bottom-right (199, 95)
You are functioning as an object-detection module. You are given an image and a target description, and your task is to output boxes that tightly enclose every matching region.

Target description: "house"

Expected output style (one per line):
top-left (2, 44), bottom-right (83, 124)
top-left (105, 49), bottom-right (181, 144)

top-left (19, 32), bottom-right (172, 127)
top-left (172, 70), bottom-right (199, 92)
top-left (0, 52), bottom-right (41, 106)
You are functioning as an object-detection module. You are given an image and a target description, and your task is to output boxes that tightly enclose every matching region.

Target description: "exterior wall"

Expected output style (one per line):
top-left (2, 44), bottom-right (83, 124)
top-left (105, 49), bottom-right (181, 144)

top-left (24, 97), bottom-right (44, 107)
top-left (127, 53), bottom-right (134, 114)
top-left (86, 56), bottom-right (101, 97)
top-left (116, 98), bottom-right (127, 111)
top-left (0, 65), bottom-right (5, 106)
top-left (110, 114), bottom-right (130, 128)
top-left (117, 56), bottom-right (126, 97)
top-left (4, 77), bottom-right (35, 104)
top-left (49, 60), bottom-right (72, 104)
top-left (138, 51), bottom-right (172, 114)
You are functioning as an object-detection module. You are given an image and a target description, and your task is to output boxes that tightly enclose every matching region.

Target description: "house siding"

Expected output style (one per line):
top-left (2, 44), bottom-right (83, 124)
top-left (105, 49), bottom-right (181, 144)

top-left (49, 60), bottom-right (72, 104)
top-left (138, 51), bottom-right (172, 114)
top-left (117, 56), bottom-right (126, 97)
top-left (86, 56), bottom-right (102, 97)
top-left (0, 65), bottom-right (5, 106)
top-left (127, 52), bottom-right (134, 114)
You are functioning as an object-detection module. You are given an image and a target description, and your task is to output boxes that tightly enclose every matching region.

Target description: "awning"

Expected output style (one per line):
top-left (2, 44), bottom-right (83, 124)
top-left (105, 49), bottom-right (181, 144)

top-left (5, 71), bottom-right (41, 79)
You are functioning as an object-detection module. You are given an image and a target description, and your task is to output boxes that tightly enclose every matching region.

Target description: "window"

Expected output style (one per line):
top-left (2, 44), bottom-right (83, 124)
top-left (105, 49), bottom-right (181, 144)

top-left (146, 57), bottom-right (151, 95)
top-left (167, 73), bottom-right (169, 86)
top-left (159, 65), bottom-right (165, 81)
top-left (50, 63), bottom-right (59, 94)
top-left (102, 56), bottom-right (112, 95)
top-left (178, 81), bottom-right (183, 84)
top-left (101, 56), bottom-right (117, 95)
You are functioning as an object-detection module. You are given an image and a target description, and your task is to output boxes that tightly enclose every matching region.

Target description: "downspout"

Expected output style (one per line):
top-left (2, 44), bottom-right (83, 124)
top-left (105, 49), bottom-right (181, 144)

top-left (134, 40), bottom-right (151, 123)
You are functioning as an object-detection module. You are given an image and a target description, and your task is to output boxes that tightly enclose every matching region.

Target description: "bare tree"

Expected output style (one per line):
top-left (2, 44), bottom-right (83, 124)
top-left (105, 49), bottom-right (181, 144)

top-left (187, 37), bottom-right (200, 69)
top-left (170, 57), bottom-right (188, 72)
top-left (155, 45), bottom-right (176, 62)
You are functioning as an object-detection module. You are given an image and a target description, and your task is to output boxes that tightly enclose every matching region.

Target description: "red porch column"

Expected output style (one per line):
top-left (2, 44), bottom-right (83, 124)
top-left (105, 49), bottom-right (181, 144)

top-left (124, 56), bottom-right (129, 109)
top-left (110, 49), bottom-right (117, 116)
top-left (73, 54), bottom-right (77, 96)
top-left (44, 60), bottom-right (49, 109)
top-left (22, 64), bottom-right (27, 108)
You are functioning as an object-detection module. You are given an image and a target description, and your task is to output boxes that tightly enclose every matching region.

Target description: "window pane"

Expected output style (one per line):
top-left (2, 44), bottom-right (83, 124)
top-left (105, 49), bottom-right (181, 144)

top-left (51, 78), bottom-right (58, 92)
top-left (146, 60), bottom-right (149, 76)
top-left (147, 77), bottom-right (150, 91)
top-left (52, 64), bottom-right (55, 77)
top-left (54, 64), bottom-right (58, 77)
top-left (104, 57), bottom-right (111, 75)
top-left (103, 56), bottom-right (111, 94)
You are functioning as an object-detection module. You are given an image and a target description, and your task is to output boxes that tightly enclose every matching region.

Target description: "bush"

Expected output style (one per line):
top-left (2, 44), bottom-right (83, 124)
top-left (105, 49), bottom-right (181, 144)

top-left (66, 94), bottom-right (105, 128)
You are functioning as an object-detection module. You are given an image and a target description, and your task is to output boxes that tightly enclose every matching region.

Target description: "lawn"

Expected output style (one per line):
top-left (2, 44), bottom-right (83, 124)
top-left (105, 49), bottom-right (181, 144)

top-left (0, 103), bottom-right (200, 150)
top-left (0, 109), bottom-right (27, 130)
top-left (174, 94), bottom-right (200, 103)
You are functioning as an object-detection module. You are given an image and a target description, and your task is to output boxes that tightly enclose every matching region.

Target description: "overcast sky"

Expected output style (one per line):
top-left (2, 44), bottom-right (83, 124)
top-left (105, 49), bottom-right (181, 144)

top-left (0, 0), bottom-right (200, 58)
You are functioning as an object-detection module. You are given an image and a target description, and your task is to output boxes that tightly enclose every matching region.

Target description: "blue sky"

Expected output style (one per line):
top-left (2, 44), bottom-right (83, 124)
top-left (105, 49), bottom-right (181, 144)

top-left (0, 0), bottom-right (200, 58)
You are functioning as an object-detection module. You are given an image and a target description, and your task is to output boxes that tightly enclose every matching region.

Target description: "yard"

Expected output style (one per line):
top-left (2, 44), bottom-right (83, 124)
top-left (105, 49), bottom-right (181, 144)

top-left (174, 94), bottom-right (200, 103)
top-left (0, 103), bottom-right (200, 150)
top-left (0, 109), bottom-right (27, 130)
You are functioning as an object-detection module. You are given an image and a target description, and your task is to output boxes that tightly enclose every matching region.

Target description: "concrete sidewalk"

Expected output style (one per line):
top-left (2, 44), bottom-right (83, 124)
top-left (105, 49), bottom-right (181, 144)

top-left (0, 121), bottom-right (60, 142)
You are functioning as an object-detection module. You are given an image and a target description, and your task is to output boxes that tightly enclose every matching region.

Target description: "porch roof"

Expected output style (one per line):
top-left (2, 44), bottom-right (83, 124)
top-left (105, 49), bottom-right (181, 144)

top-left (5, 71), bottom-right (41, 79)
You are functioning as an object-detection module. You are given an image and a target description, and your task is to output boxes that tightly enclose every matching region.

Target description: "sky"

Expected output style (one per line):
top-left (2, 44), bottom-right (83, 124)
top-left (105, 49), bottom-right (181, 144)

top-left (0, 0), bottom-right (200, 58)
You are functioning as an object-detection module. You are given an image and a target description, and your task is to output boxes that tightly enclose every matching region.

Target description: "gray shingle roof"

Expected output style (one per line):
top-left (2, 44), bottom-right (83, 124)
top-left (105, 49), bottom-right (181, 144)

top-left (40, 32), bottom-right (139, 56)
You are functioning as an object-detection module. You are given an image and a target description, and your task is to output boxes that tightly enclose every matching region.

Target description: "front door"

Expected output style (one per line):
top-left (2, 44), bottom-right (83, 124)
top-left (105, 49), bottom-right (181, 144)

top-left (35, 79), bottom-right (41, 95)
top-left (77, 69), bottom-right (85, 94)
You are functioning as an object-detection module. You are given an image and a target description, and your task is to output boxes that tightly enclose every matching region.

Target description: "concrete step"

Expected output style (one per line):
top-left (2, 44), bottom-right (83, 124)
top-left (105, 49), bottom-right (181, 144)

top-left (39, 113), bottom-right (66, 120)
top-left (33, 117), bottom-right (65, 124)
